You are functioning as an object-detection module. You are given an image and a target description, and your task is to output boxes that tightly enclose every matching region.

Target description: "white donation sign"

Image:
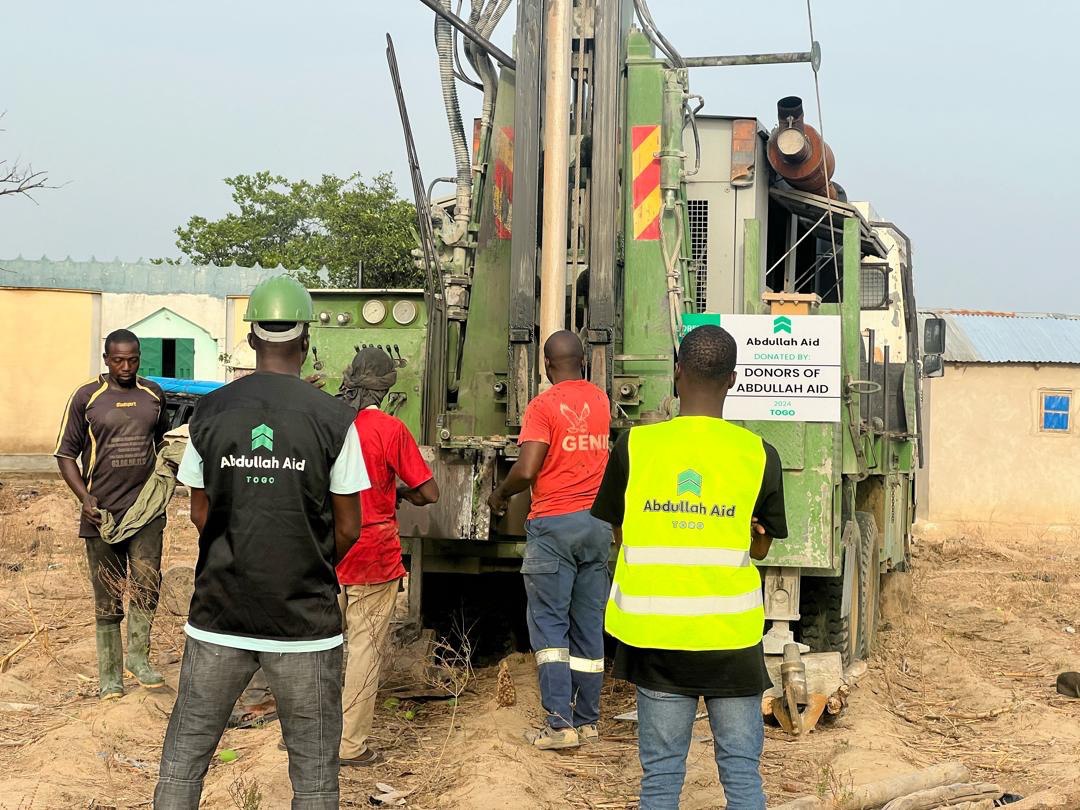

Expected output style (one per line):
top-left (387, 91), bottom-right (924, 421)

top-left (682, 313), bottom-right (842, 423)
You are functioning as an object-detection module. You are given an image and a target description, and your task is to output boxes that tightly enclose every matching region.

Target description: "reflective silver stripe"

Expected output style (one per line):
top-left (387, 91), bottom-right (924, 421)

top-left (535, 648), bottom-right (570, 666)
top-left (569, 656), bottom-right (605, 673)
top-left (610, 584), bottom-right (763, 617)
top-left (623, 546), bottom-right (751, 568)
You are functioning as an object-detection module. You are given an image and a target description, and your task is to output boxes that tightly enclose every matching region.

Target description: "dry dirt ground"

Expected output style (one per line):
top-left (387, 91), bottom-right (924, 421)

top-left (1, 479), bottom-right (1078, 809)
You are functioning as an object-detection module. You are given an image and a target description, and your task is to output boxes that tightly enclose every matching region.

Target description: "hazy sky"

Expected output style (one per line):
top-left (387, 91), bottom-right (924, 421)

top-left (1, 1), bottom-right (1075, 312)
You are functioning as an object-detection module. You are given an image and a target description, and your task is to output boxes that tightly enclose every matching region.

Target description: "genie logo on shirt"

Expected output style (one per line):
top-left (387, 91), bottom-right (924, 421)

top-left (558, 403), bottom-right (609, 452)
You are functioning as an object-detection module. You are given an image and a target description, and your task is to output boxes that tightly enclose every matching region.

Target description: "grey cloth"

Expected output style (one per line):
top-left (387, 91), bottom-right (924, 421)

top-left (337, 347), bottom-right (397, 411)
top-left (155, 636), bottom-right (343, 810)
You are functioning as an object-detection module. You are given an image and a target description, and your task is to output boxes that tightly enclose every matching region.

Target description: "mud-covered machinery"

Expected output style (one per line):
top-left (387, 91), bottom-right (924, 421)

top-left (302, 0), bottom-right (946, 667)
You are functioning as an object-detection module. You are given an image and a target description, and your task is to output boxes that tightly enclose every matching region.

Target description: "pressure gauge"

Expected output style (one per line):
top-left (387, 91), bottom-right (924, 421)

top-left (362, 300), bottom-right (386, 325)
top-left (393, 300), bottom-right (418, 325)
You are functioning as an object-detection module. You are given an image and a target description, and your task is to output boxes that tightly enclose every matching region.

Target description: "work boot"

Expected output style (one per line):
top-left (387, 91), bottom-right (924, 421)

top-left (525, 725), bottom-right (580, 750)
top-left (576, 723), bottom-right (599, 744)
top-left (124, 607), bottom-right (164, 688)
top-left (95, 623), bottom-right (124, 700)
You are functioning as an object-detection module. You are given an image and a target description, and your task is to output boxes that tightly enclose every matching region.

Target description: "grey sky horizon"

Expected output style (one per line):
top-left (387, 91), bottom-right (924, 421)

top-left (1, 1), bottom-right (1074, 312)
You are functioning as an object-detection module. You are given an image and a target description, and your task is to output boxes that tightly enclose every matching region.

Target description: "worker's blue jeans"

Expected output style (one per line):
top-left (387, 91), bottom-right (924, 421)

top-left (635, 687), bottom-right (765, 810)
top-left (521, 509), bottom-right (611, 730)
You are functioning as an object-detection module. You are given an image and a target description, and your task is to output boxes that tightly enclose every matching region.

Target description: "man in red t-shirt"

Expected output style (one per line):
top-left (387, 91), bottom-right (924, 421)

top-left (335, 347), bottom-right (439, 766)
top-left (488, 331), bottom-right (612, 751)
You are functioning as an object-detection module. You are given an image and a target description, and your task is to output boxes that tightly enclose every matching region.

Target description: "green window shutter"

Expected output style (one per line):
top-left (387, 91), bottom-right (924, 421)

top-left (141, 338), bottom-right (163, 377)
top-left (175, 339), bottom-right (195, 379)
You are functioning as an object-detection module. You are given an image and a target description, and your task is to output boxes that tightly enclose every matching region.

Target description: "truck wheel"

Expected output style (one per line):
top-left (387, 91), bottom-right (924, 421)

top-left (855, 511), bottom-right (881, 660)
top-left (798, 563), bottom-right (857, 666)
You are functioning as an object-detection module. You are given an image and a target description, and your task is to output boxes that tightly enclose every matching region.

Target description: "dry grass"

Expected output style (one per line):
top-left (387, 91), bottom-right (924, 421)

top-left (1, 482), bottom-right (1078, 808)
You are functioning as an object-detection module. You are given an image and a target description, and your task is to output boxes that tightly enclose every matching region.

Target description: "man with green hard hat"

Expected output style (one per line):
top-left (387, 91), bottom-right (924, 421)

top-left (156, 275), bottom-right (368, 810)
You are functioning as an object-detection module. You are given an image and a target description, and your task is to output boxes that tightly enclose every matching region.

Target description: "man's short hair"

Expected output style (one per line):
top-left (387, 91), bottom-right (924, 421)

top-left (677, 325), bottom-right (737, 379)
top-left (104, 329), bottom-right (140, 354)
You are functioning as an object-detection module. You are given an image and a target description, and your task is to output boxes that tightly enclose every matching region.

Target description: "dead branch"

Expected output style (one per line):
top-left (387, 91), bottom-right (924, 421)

top-left (0, 160), bottom-right (51, 201)
top-left (0, 111), bottom-right (54, 202)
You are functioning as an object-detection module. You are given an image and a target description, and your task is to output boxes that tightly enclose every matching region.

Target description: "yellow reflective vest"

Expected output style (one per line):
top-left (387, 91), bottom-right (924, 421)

top-left (604, 416), bottom-right (767, 651)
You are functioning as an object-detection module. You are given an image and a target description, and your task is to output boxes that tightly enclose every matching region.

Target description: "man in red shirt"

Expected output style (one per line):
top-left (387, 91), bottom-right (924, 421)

top-left (488, 331), bottom-right (612, 750)
top-left (335, 347), bottom-right (439, 766)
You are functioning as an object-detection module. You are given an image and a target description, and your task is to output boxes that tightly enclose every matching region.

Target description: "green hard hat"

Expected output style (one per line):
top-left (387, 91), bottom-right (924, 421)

top-left (243, 275), bottom-right (315, 323)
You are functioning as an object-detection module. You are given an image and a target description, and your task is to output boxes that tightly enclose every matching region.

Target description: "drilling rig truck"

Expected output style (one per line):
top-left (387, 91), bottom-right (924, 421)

top-left (299, 0), bottom-right (947, 667)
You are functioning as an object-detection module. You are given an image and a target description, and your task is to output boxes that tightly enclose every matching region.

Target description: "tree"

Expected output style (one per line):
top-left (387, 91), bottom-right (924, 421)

top-left (1, 113), bottom-right (51, 202)
top-left (168, 171), bottom-right (420, 288)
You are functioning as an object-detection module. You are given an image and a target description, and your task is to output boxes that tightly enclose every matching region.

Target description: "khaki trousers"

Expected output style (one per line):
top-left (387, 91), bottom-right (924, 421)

top-left (338, 579), bottom-right (399, 758)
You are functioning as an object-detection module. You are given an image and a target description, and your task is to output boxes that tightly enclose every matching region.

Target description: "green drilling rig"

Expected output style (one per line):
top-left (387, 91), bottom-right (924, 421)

top-left (301, 0), bottom-right (946, 666)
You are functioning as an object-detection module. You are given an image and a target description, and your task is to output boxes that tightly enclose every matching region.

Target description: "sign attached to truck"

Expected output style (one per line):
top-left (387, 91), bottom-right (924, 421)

top-left (681, 313), bottom-right (842, 423)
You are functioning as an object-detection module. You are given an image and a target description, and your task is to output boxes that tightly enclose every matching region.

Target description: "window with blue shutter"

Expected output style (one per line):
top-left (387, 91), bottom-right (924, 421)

top-left (1041, 391), bottom-right (1071, 433)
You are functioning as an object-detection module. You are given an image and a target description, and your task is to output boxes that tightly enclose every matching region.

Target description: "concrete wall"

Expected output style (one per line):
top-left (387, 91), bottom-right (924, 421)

top-left (921, 363), bottom-right (1080, 525)
top-left (224, 296), bottom-right (255, 377)
top-left (0, 288), bottom-right (101, 454)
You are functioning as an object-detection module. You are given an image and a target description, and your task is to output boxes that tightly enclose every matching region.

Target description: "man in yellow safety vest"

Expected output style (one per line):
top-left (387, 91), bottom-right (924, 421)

top-left (590, 324), bottom-right (787, 810)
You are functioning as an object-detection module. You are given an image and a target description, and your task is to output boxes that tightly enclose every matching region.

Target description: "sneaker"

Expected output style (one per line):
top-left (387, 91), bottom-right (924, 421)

top-left (576, 723), bottom-right (599, 743)
top-left (525, 725), bottom-right (580, 750)
top-left (340, 748), bottom-right (382, 767)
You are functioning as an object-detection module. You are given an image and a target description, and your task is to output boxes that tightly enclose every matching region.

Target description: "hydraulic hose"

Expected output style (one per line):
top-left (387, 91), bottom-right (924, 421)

top-left (436, 0), bottom-right (472, 245)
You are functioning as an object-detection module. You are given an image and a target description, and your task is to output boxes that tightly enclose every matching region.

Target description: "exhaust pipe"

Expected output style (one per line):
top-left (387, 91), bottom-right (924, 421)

top-left (767, 96), bottom-right (837, 198)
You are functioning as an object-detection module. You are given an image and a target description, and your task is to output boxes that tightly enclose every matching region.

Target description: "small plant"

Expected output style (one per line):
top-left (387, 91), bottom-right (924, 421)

top-left (228, 775), bottom-right (263, 810)
top-left (813, 763), bottom-right (856, 809)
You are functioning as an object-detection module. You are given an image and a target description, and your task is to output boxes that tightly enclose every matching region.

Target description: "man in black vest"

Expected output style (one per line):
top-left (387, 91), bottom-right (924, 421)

top-left (155, 276), bottom-right (366, 810)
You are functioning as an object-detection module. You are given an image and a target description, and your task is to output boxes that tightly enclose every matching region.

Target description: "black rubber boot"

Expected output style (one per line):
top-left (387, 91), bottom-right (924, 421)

top-left (96, 623), bottom-right (124, 700)
top-left (124, 607), bottom-right (164, 688)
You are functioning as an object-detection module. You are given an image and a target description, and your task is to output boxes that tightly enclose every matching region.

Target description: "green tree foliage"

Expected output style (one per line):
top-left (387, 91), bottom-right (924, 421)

top-left (168, 171), bottom-right (419, 288)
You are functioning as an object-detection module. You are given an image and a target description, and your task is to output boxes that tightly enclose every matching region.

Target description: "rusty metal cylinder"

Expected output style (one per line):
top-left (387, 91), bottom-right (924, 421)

top-left (780, 642), bottom-right (809, 703)
top-left (767, 95), bottom-right (836, 198)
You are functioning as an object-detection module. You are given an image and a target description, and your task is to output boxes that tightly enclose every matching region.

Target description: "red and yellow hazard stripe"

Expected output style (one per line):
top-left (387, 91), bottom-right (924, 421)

top-left (631, 125), bottom-right (661, 240)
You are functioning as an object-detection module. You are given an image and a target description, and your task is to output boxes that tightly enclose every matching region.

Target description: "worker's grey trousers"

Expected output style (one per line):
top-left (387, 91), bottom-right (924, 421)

top-left (155, 636), bottom-right (342, 810)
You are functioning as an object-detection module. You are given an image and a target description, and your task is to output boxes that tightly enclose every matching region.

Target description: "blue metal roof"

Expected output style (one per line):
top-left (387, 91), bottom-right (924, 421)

top-left (922, 311), bottom-right (1080, 365)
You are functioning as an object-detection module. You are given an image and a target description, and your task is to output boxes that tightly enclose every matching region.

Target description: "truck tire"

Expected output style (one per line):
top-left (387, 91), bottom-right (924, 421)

top-left (855, 511), bottom-right (881, 660)
top-left (798, 564), bottom-right (856, 666)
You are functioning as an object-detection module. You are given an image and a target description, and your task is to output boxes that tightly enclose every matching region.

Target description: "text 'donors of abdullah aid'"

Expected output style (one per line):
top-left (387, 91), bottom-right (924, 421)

top-left (681, 313), bottom-right (842, 423)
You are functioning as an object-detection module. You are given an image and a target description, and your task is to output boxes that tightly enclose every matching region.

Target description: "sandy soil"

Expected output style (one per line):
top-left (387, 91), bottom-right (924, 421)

top-left (0, 478), bottom-right (1078, 809)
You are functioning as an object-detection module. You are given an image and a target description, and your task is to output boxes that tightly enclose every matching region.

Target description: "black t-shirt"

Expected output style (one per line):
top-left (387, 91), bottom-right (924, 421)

top-left (185, 373), bottom-right (357, 644)
top-left (54, 376), bottom-right (168, 538)
top-left (591, 422), bottom-right (788, 698)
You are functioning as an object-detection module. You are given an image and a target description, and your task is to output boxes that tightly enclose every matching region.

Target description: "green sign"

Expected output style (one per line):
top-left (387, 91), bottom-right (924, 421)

top-left (679, 312), bottom-right (721, 338)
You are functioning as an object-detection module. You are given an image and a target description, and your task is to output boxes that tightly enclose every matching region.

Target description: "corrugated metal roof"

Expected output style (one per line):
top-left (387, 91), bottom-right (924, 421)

top-left (920, 310), bottom-right (1080, 364)
top-left (0, 257), bottom-right (328, 297)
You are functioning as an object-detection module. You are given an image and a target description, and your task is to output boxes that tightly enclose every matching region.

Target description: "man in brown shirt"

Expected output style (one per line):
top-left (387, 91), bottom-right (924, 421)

top-left (55, 329), bottom-right (169, 699)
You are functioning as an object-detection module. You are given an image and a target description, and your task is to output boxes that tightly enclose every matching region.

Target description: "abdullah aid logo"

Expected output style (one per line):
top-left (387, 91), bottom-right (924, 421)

top-left (251, 424), bottom-right (274, 451)
top-left (640, 468), bottom-right (736, 517)
top-left (677, 469), bottom-right (702, 497)
top-left (219, 423), bottom-right (306, 475)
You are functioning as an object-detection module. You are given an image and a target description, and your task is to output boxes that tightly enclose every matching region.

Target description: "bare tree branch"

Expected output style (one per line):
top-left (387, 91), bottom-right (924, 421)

top-left (0, 111), bottom-right (54, 203)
